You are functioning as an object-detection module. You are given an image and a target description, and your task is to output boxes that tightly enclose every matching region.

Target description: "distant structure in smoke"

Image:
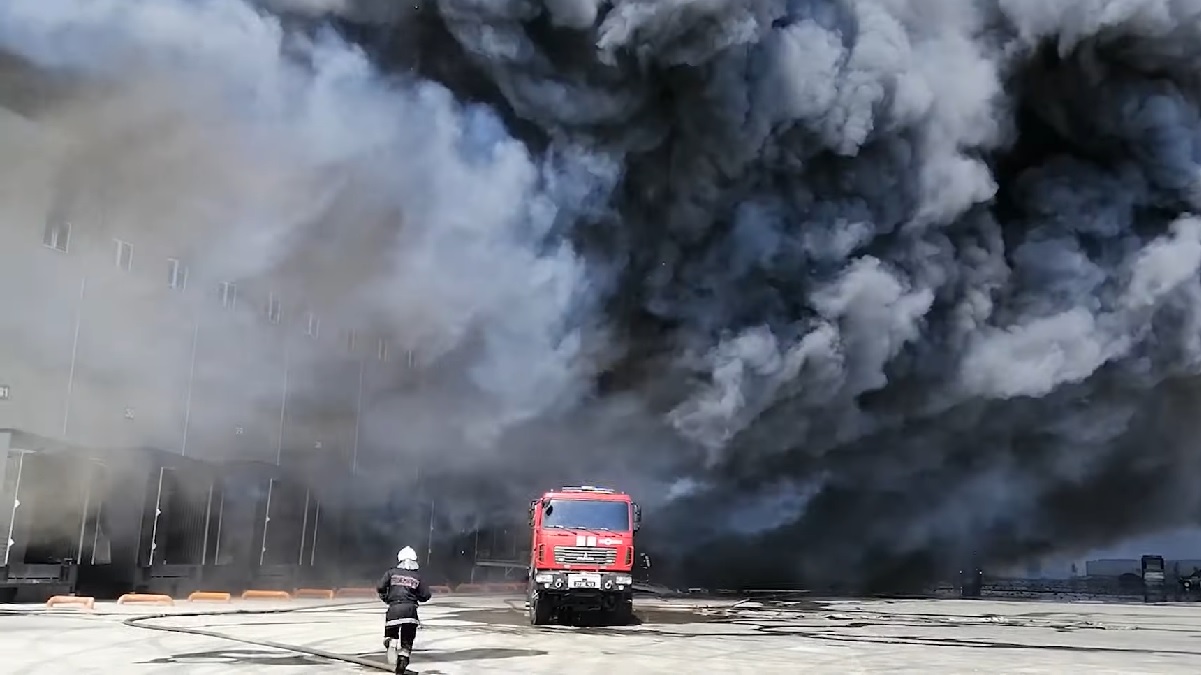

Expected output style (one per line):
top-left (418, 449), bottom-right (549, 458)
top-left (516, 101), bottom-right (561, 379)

top-left (0, 52), bottom-right (382, 472)
top-left (10, 0), bottom-right (1201, 592)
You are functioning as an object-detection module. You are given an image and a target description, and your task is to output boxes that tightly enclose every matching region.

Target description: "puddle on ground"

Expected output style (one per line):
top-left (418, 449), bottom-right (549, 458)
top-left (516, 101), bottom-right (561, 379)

top-left (446, 602), bottom-right (738, 628)
top-left (638, 607), bottom-right (730, 625)
top-left (353, 647), bottom-right (544, 664)
top-left (143, 649), bottom-right (328, 666)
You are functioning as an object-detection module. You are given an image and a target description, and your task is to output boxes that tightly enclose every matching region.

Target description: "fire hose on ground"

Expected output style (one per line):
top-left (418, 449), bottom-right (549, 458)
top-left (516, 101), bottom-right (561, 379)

top-left (123, 601), bottom-right (395, 672)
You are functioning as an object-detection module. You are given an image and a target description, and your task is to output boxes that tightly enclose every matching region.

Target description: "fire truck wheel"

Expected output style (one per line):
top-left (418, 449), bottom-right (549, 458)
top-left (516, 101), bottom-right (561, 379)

top-left (529, 595), bottom-right (553, 626)
top-left (610, 600), bottom-right (634, 626)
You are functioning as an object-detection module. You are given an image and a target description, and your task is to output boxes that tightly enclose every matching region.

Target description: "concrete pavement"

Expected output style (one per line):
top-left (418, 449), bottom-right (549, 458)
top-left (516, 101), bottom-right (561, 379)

top-left (4, 593), bottom-right (1201, 673)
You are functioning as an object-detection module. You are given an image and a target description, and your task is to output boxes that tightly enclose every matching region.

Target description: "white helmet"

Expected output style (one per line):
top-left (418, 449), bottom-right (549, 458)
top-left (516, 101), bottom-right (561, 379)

top-left (397, 546), bottom-right (419, 570)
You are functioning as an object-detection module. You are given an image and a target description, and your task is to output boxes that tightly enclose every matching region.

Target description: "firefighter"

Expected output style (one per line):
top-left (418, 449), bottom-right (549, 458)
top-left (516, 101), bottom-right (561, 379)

top-left (376, 546), bottom-right (432, 673)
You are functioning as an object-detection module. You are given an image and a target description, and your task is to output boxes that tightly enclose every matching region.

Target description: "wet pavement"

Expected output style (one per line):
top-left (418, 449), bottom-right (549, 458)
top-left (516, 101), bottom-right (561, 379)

top-left (5, 593), bottom-right (1201, 673)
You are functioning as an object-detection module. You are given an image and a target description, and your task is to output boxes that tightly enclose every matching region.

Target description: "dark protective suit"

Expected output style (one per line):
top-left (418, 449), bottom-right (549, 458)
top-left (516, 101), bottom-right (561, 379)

top-left (376, 566), bottom-right (433, 651)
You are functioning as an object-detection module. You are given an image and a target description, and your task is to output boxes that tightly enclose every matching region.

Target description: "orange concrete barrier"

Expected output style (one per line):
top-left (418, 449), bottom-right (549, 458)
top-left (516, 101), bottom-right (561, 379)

top-left (118, 593), bottom-right (175, 606)
top-left (241, 590), bottom-right (292, 601)
top-left (484, 583), bottom-right (521, 593)
top-left (334, 587), bottom-right (377, 599)
top-left (430, 585), bottom-right (453, 594)
top-left (187, 591), bottom-right (232, 603)
top-left (294, 588), bottom-right (335, 600)
top-left (454, 583), bottom-right (486, 593)
top-left (46, 595), bottom-right (95, 610)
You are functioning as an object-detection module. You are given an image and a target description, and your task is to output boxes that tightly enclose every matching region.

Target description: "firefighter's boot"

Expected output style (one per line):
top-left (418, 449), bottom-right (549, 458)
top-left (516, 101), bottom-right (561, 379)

top-left (384, 638), bottom-right (397, 665)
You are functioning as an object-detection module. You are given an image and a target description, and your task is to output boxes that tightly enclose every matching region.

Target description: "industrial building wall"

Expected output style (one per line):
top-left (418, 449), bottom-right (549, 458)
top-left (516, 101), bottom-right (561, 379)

top-left (0, 107), bottom-right (73, 438)
top-left (0, 106), bottom-right (381, 473)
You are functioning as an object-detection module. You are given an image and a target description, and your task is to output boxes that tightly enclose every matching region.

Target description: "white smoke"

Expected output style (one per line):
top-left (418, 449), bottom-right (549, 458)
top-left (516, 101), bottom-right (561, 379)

top-left (0, 0), bottom-right (615, 471)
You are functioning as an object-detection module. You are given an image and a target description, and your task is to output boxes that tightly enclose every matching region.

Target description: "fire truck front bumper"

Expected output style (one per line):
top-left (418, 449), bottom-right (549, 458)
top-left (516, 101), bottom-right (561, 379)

top-left (532, 570), bottom-right (633, 594)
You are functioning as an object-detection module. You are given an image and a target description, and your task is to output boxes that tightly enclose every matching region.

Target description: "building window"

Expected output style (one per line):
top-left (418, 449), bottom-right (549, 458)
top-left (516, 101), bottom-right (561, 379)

top-left (219, 281), bottom-right (237, 310)
top-left (304, 311), bottom-right (320, 339)
top-left (377, 338), bottom-right (388, 362)
top-left (113, 239), bottom-right (134, 271)
top-left (167, 258), bottom-right (188, 290)
top-left (112, 239), bottom-right (133, 271)
top-left (43, 219), bottom-right (70, 253)
top-left (345, 329), bottom-right (358, 353)
top-left (266, 293), bottom-right (282, 324)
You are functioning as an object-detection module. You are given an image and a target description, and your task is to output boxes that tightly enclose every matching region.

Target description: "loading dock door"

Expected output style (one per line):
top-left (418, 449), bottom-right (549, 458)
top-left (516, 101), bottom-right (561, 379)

top-left (261, 480), bottom-right (309, 567)
top-left (142, 467), bottom-right (213, 567)
top-left (160, 470), bottom-right (212, 566)
top-left (211, 473), bottom-right (266, 568)
top-left (2, 451), bottom-right (97, 570)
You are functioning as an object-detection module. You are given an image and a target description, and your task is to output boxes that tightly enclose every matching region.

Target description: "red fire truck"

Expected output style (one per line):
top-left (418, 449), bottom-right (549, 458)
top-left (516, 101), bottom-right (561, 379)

top-left (526, 485), bottom-right (641, 625)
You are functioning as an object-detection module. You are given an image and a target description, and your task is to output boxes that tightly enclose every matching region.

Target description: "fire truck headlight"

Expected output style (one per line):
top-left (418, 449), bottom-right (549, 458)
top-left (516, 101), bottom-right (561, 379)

top-left (614, 574), bottom-right (632, 585)
top-left (534, 573), bottom-right (554, 584)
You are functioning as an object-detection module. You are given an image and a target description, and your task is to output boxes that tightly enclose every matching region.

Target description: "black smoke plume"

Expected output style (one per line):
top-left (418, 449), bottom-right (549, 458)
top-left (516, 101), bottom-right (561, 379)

top-left (321, 0), bottom-right (1201, 589)
top-left (9, 0), bottom-right (1201, 590)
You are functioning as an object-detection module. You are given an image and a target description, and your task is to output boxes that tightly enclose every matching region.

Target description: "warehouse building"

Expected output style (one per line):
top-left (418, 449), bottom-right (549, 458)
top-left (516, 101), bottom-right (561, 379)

top-left (0, 54), bottom-right (443, 598)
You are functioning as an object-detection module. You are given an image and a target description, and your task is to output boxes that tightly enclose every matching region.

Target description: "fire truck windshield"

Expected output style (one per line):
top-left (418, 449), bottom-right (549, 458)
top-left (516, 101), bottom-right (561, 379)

top-left (542, 499), bottom-right (630, 531)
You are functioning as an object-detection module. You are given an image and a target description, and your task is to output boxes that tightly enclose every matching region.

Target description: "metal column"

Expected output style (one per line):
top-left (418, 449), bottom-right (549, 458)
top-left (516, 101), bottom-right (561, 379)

top-left (147, 467), bottom-right (166, 566)
top-left (2, 452), bottom-right (25, 567)
top-left (259, 479), bottom-right (276, 566)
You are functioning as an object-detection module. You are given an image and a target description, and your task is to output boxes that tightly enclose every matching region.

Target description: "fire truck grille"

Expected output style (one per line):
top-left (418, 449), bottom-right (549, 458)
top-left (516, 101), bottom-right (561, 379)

top-left (553, 546), bottom-right (618, 566)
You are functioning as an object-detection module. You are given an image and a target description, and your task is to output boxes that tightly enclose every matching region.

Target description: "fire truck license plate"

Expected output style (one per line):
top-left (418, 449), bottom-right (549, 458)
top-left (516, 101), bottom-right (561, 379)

top-left (568, 573), bottom-right (601, 589)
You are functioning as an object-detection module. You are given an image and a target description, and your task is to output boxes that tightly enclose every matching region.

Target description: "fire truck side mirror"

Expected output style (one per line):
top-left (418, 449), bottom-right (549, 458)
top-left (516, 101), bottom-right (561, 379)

top-left (632, 503), bottom-right (642, 531)
top-left (528, 500), bottom-right (536, 526)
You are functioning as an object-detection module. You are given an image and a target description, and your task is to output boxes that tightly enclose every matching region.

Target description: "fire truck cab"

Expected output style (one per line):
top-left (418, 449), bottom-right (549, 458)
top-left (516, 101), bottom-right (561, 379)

top-left (526, 485), bottom-right (641, 625)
